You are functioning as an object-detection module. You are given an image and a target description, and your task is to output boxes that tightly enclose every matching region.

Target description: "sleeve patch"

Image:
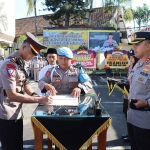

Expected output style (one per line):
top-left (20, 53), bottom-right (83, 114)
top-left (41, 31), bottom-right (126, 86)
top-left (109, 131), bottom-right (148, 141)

top-left (6, 64), bottom-right (16, 77)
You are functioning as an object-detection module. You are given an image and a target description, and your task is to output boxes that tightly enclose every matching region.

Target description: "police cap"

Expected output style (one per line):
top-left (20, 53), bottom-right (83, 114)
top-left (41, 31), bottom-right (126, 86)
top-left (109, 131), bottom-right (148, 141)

top-left (26, 32), bottom-right (47, 55)
top-left (58, 47), bottom-right (73, 59)
top-left (46, 48), bottom-right (57, 55)
top-left (129, 32), bottom-right (150, 45)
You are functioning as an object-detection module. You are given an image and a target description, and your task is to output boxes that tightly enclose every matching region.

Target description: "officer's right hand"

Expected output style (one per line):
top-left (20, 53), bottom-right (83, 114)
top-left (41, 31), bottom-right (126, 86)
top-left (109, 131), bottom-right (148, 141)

top-left (45, 84), bottom-right (58, 96)
top-left (38, 96), bottom-right (53, 105)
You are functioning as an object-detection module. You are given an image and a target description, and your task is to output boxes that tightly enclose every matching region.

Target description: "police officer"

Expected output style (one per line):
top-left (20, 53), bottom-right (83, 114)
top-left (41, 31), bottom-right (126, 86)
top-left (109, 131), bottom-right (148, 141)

top-left (122, 49), bottom-right (139, 141)
top-left (33, 56), bottom-right (40, 81)
top-left (103, 33), bottom-right (118, 47)
top-left (38, 48), bottom-right (58, 95)
top-left (39, 56), bottom-right (44, 71)
top-left (0, 32), bottom-right (53, 150)
top-left (127, 32), bottom-right (150, 150)
top-left (38, 47), bottom-right (93, 98)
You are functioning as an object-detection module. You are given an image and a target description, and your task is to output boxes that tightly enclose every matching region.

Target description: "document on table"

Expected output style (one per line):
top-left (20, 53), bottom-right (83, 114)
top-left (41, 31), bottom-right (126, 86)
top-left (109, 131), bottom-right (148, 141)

top-left (49, 95), bottom-right (79, 106)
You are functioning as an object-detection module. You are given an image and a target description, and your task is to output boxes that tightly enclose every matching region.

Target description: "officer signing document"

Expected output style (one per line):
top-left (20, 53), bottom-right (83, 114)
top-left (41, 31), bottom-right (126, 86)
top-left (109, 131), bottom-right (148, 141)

top-left (38, 47), bottom-right (93, 98)
top-left (0, 32), bottom-right (53, 150)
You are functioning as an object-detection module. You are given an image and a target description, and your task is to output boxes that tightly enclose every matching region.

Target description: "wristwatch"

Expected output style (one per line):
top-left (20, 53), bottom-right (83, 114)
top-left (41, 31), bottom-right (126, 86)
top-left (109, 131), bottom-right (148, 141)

top-left (78, 83), bottom-right (83, 90)
top-left (31, 92), bottom-right (38, 96)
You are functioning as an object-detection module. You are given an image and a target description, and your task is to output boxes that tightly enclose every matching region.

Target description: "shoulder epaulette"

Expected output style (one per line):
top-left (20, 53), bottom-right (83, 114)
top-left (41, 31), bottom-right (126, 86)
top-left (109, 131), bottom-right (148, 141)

top-left (145, 58), bottom-right (150, 63)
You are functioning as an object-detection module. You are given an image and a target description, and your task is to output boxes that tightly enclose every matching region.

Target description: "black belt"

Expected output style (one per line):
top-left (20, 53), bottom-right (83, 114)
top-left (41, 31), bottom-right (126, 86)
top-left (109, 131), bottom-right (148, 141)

top-left (129, 99), bottom-right (150, 111)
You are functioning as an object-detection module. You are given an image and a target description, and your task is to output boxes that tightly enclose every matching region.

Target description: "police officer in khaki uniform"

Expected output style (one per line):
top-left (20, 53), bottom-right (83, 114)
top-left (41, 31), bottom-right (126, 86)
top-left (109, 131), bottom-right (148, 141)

top-left (127, 32), bottom-right (150, 150)
top-left (39, 47), bottom-right (93, 98)
top-left (0, 32), bottom-right (53, 150)
top-left (33, 56), bottom-right (40, 81)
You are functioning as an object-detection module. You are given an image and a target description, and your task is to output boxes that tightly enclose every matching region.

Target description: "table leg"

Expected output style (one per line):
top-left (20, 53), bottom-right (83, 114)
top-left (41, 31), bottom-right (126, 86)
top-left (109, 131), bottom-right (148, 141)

top-left (48, 138), bottom-right (53, 150)
top-left (87, 144), bottom-right (92, 150)
top-left (97, 128), bottom-right (108, 150)
top-left (33, 123), bottom-right (43, 150)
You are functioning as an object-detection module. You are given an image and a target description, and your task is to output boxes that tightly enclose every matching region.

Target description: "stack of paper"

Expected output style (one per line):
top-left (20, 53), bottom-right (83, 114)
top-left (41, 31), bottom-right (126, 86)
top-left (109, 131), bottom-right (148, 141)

top-left (49, 95), bottom-right (79, 106)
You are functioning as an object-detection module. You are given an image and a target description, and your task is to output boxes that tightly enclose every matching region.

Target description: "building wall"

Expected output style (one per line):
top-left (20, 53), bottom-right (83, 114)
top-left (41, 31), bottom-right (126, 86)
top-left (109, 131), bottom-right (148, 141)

top-left (0, 0), bottom-right (15, 37)
top-left (0, 0), bottom-right (15, 57)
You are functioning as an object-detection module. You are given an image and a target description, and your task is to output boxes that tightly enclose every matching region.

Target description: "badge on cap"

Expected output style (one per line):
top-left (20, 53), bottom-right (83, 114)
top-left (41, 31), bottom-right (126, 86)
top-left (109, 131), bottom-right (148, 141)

top-left (6, 64), bottom-right (16, 77)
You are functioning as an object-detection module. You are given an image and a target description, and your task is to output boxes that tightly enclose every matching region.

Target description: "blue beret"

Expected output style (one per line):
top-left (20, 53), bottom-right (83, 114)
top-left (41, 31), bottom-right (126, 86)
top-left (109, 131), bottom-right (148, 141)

top-left (57, 47), bottom-right (73, 59)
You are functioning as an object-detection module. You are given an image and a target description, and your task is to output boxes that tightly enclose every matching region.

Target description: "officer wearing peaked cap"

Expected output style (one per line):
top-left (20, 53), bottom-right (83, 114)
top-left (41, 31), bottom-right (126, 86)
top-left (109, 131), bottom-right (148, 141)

top-left (39, 47), bottom-right (93, 99)
top-left (0, 32), bottom-right (53, 150)
top-left (127, 32), bottom-right (150, 150)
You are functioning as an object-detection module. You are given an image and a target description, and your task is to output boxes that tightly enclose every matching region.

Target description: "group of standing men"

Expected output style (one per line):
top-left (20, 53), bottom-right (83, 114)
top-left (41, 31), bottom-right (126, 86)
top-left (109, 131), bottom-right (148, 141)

top-left (25, 55), bottom-right (48, 82)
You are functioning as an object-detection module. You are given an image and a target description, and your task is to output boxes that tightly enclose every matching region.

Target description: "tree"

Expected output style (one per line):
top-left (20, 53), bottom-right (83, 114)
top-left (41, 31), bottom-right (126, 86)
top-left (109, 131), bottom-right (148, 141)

top-left (102, 0), bottom-right (133, 27)
top-left (43, 0), bottom-right (94, 27)
top-left (26, 0), bottom-right (38, 36)
top-left (0, 2), bottom-right (7, 32)
top-left (142, 3), bottom-right (150, 26)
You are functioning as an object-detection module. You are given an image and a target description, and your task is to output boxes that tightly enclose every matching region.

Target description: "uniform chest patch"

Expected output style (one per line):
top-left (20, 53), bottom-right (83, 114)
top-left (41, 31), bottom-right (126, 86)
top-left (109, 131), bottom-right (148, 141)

top-left (138, 77), bottom-right (144, 82)
top-left (45, 70), bottom-right (50, 77)
top-left (55, 79), bottom-right (61, 82)
top-left (6, 64), bottom-right (16, 77)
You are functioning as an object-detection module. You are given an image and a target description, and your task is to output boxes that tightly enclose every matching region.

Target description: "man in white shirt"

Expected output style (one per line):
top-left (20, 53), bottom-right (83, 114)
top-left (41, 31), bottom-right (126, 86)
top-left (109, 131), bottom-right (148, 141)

top-left (38, 48), bottom-right (57, 95)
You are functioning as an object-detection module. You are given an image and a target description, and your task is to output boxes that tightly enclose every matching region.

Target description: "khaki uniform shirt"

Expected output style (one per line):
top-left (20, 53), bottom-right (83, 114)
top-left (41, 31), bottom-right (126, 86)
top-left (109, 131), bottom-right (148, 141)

top-left (39, 65), bottom-right (92, 94)
top-left (0, 52), bottom-right (27, 120)
top-left (33, 59), bottom-right (40, 69)
top-left (127, 59), bottom-right (150, 129)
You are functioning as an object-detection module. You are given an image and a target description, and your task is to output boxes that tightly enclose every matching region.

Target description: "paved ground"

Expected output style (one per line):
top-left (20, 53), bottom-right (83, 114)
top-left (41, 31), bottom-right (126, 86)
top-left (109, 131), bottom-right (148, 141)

top-left (0, 75), bottom-right (131, 150)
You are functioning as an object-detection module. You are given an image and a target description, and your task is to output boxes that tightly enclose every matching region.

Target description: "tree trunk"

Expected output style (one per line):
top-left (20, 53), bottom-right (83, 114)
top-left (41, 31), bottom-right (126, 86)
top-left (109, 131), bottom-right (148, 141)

top-left (34, 0), bottom-right (38, 36)
top-left (65, 13), bottom-right (70, 27)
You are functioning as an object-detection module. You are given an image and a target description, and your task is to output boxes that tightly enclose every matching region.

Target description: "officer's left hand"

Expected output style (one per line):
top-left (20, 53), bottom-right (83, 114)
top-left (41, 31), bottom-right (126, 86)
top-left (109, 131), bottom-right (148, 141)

top-left (70, 88), bottom-right (81, 98)
top-left (134, 98), bottom-right (148, 108)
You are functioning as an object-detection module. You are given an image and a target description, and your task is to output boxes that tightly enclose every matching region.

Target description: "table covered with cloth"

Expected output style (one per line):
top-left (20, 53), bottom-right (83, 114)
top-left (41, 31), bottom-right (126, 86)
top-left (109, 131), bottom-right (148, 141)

top-left (31, 89), bottom-right (112, 150)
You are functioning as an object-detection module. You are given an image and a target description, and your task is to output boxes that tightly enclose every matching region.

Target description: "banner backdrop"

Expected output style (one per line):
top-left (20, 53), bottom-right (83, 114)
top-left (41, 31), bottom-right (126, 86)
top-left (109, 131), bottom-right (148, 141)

top-left (43, 30), bottom-right (88, 50)
top-left (89, 31), bottom-right (120, 52)
top-left (71, 49), bottom-right (96, 68)
top-left (105, 50), bottom-right (129, 69)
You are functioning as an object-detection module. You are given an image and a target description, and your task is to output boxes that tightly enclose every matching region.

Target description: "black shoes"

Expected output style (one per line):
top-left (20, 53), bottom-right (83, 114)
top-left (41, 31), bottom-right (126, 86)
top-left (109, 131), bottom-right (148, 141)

top-left (122, 133), bottom-right (128, 138)
top-left (122, 133), bottom-right (130, 142)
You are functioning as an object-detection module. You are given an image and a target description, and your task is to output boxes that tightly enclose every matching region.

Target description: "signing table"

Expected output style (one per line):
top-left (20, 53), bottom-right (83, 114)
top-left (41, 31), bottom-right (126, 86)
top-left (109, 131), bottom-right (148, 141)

top-left (31, 89), bottom-right (112, 150)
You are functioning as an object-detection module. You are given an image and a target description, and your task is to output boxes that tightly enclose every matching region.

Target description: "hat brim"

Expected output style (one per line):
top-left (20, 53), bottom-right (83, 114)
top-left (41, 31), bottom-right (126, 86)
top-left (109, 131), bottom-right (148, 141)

top-left (128, 38), bottom-right (145, 45)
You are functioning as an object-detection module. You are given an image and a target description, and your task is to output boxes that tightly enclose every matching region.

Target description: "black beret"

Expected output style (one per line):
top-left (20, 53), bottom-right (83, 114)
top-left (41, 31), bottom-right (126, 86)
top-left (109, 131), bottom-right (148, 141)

top-left (129, 32), bottom-right (150, 45)
top-left (46, 48), bottom-right (57, 55)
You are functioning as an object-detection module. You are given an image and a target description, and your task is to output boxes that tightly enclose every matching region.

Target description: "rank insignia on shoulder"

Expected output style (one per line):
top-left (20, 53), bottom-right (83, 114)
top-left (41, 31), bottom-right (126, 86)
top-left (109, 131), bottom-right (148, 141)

top-left (145, 64), bottom-right (150, 67)
top-left (143, 68), bottom-right (150, 72)
top-left (145, 58), bottom-right (150, 63)
top-left (45, 70), bottom-right (50, 77)
top-left (6, 64), bottom-right (16, 77)
top-left (10, 57), bottom-right (17, 63)
top-left (138, 77), bottom-right (144, 82)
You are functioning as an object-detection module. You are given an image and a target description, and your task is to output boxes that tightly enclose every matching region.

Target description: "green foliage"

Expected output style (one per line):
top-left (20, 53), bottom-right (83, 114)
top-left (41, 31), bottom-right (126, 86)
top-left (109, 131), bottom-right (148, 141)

top-left (18, 35), bottom-right (26, 43)
top-left (43, 0), bottom-right (94, 27)
top-left (123, 8), bottom-right (133, 22)
top-left (26, 0), bottom-right (34, 15)
top-left (101, 22), bottom-right (117, 29)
